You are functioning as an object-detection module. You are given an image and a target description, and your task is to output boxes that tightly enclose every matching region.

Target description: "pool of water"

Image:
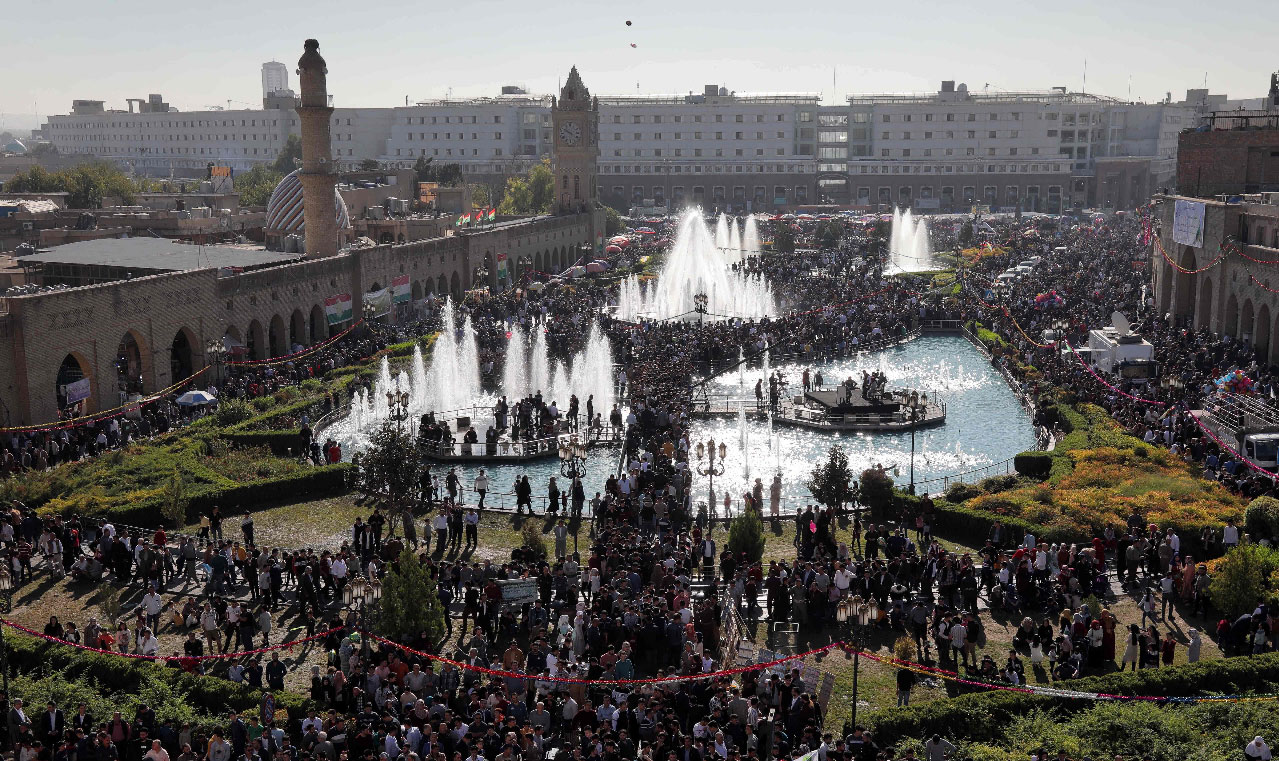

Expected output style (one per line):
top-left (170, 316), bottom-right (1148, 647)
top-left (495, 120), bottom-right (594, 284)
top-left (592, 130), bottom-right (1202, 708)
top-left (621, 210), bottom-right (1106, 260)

top-left (689, 335), bottom-right (1036, 512)
top-left (424, 335), bottom-right (1034, 515)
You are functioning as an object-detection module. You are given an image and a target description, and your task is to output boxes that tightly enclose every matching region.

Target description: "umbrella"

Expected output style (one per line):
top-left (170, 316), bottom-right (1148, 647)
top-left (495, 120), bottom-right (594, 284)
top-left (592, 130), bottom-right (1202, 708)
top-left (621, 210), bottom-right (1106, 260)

top-left (586, 262), bottom-right (605, 273)
top-left (527, 281), bottom-right (546, 292)
top-left (176, 390), bottom-right (216, 407)
top-left (567, 265), bottom-right (587, 278)
top-left (605, 245), bottom-right (623, 254)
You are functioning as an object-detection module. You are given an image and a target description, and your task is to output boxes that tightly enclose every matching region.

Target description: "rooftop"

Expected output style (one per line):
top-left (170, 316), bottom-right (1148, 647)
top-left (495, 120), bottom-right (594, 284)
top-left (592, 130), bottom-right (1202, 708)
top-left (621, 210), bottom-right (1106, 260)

top-left (15, 237), bottom-right (300, 272)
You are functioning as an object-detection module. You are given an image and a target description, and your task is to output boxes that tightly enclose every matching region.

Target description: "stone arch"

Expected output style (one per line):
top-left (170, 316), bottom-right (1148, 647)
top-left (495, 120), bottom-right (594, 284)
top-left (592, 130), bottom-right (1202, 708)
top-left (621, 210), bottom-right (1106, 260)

top-left (1241, 299), bottom-right (1256, 345)
top-left (310, 304), bottom-right (327, 343)
top-left (484, 251), bottom-right (495, 288)
top-left (55, 352), bottom-right (95, 414)
top-left (1197, 276), bottom-right (1214, 333)
top-left (246, 319), bottom-right (267, 361)
top-left (1258, 303), bottom-right (1273, 360)
top-left (169, 327), bottom-right (197, 383)
top-left (535, 250), bottom-right (545, 273)
top-left (289, 308), bottom-right (306, 347)
top-left (378, 232), bottom-right (394, 245)
top-left (1172, 246), bottom-right (1197, 321)
top-left (115, 328), bottom-right (152, 394)
top-left (450, 271), bottom-right (462, 300)
top-left (1225, 293), bottom-right (1240, 339)
top-left (437, 274), bottom-right (448, 296)
top-left (411, 280), bottom-right (423, 302)
top-left (397, 233), bottom-right (406, 243)
top-left (269, 314), bottom-right (288, 358)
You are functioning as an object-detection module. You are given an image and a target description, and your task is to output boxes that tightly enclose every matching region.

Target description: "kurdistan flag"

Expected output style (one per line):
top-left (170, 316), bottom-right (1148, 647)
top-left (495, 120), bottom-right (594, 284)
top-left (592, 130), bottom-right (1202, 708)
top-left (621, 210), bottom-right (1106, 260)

top-left (456, 212), bottom-right (470, 226)
top-left (486, 208), bottom-right (496, 222)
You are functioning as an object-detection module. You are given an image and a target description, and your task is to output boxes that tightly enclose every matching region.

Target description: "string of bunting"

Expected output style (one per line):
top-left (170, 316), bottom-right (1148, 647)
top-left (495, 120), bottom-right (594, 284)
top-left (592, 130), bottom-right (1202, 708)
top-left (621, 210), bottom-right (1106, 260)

top-left (1224, 237), bottom-right (1279, 266)
top-left (843, 645), bottom-right (1279, 704)
top-left (0, 366), bottom-right (211, 434)
top-left (1184, 402), bottom-right (1279, 480)
top-left (1153, 235), bottom-right (1226, 274)
top-left (1062, 341), bottom-right (1167, 407)
top-left (363, 631), bottom-right (841, 685)
top-left (1249, 274), bottom-right (1279, 295)
top-left (225, 320), bottom-right (364, 367)
top-left (0, 618), bottom-right (343, 661)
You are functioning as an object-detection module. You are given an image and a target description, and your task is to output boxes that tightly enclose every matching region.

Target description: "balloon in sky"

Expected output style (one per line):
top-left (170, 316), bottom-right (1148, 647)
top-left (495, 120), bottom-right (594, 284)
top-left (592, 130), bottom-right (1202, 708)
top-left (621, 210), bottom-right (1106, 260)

top-left (630, 43), bottom-right (637, 48)
top-left (625, 19), bottom-right (632, 25)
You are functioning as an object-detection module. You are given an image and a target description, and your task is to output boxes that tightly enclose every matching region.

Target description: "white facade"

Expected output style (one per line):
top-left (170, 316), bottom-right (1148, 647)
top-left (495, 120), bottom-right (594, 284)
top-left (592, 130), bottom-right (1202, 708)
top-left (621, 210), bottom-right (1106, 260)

top-left (261, 62), bottom-right (289, 98)
top-left (380, 96), bottom-right (554, 176)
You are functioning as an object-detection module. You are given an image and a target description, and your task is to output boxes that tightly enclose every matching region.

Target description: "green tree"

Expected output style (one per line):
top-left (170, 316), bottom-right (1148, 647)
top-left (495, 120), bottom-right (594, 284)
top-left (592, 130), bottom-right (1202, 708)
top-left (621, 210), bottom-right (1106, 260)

top-left (497, 177), bottom-right (534, 215)
top-left (359, 421), bottom-right (421, 517)
top-left (958, 221), bottom-right (975, 249)
top-left (30, 142), bottom-right (59, 158)
top-left (808, 445), bottom-right (857, 511)
top-left (726, 505), bottom-right (766, 564)
top-left (815, 220), bottom-right (843, 249)
top-left (4, 165), bottom-right (60, 193)
top-left (378, 548), bottom-right (446, 643)
top-left (435, 164), bottom-right (463, 187)
top-left (858, 467), bottom-right (895, 517)
top-left (603, 205), bottom-right (625, 237)
top-left (271, 134), bottom-right (303, 174)
top-left (470, 183), bottom-right (492, 209)
top-left (359, 158), bottom-right (380, 171)
top-left (527, 158), bottom-right (554, 212)
top-left (413, 156), bottom-right (434, 183)
top-left (235, 164), bottom-right (283, 207)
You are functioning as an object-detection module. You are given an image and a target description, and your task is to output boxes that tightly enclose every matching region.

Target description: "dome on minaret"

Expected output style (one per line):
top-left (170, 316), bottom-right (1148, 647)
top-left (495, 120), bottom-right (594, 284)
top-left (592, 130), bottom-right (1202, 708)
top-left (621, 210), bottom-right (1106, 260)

top-left (264, 169), bottom-right (350, 235)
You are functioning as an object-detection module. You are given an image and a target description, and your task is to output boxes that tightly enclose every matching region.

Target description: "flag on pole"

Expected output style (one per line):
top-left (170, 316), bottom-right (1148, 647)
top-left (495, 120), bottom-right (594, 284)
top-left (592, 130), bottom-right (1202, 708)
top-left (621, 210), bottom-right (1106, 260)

top-left (456, 213), bottom-right (468, 227)
top-left (486, 208), bottom-right (496, 223)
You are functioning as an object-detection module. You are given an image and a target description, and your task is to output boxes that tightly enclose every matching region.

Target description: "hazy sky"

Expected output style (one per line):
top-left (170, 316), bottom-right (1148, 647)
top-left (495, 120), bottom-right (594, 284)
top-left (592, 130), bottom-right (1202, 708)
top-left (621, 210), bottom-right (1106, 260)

top-left (2, 0), bottom-right (1273, 121)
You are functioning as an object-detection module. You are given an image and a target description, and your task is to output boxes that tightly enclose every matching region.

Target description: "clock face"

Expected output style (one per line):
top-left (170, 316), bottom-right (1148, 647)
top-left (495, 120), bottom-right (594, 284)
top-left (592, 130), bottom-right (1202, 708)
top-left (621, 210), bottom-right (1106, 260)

top-left (559, 121), bottom-right (582, 145)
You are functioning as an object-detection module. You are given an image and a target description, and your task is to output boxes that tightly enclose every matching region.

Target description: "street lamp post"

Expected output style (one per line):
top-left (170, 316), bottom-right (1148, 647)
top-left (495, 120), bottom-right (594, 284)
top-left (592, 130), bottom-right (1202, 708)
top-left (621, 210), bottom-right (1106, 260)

top-left (204, 338), bottom-right (227, 387)
top-left (693, 293), bottom-right (709, 325)
top-left (837, 595), bottom-right (876, 734)
top-left (0, 567), bottom-right (12, 694)
top-left (559, 437), bottom-right (588, 554)
top-left (342, 574), bottom-right (382, 665)
top-left (362, 301), bottom-right (378, 334)
top-left (908, 402), bottom-right (919, 495)
top-left (695, 439), bottom-right (727, 532)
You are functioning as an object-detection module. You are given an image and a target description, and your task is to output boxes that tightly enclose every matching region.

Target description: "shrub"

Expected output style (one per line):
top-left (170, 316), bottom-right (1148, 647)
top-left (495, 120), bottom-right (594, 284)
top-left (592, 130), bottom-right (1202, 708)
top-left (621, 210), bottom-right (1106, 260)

top-left (1209, 544), bottom-right (1279, 617)
top-left (1245, 496), bottom-right (1279, 541)
top-left (726, 507), bottom-right (766, 564)
top-left (211, 398), bottom-right (254, 427)
top-left (1013, 451), bottom-right (1053, 479)
top-left (944, 482), bottom-right (982, 504)
top-left (859, 467), bottom-right (896, 516)
top-left (378, 549), bottom-right (446, 644)
top-left (251, 396), bottom-right (276, 412)
top-left (520, 522), bottom-right (547, 560)
top-left (979, 474), bottom-right (1020, 494)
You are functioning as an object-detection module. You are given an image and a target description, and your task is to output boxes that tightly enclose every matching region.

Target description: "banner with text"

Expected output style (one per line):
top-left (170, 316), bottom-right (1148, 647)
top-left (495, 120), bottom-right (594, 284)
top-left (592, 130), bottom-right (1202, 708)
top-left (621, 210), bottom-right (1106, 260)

top-left (1172, 199), bottom-right (1206, 247)
top-left (324, 293), bottom-right (352, 325)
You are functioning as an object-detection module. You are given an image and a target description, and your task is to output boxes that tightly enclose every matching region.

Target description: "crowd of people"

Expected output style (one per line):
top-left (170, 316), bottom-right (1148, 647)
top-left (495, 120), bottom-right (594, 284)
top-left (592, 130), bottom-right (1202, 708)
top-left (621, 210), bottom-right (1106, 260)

top-left (5, 210), bottom-right (1279, 761)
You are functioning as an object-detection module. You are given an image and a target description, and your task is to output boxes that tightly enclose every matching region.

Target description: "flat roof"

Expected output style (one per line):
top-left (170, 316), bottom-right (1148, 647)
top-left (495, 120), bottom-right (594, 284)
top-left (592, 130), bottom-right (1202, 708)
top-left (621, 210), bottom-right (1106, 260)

top-left (15, 237), bottom-right (300, 271)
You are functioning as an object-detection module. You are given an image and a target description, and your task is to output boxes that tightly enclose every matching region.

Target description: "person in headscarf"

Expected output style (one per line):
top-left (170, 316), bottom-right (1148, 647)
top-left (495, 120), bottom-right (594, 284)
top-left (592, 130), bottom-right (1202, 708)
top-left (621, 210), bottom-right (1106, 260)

top-left (1245, 736), bottom-right (1272, 761)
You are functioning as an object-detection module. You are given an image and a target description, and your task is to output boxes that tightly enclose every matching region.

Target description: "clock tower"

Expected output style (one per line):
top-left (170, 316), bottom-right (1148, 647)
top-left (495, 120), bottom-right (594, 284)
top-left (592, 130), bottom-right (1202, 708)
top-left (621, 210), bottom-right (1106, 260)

top-left (551, 66), bottom-right (599, 215)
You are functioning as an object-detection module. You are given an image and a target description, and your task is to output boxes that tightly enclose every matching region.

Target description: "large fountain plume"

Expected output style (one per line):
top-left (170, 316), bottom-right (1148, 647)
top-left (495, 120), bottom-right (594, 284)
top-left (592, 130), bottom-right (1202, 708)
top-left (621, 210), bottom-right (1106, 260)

top-left (616, 210), bottom-right (776, 321)
top-left (322, 298), bottom-right (615, 456)
top-left (889, 207), bottom-right (933, 272)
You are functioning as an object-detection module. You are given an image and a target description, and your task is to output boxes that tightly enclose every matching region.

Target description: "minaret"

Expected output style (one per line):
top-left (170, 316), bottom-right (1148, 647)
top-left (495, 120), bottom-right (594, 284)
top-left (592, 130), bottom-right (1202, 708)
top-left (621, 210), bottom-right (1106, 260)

top-left (296, 39), bottom-right (339, 258)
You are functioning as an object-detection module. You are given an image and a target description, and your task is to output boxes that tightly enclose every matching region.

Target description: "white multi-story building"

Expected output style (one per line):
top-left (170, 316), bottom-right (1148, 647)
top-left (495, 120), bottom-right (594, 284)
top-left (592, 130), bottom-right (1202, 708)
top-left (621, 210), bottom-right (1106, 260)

top-left (42, 100), bottom-right (393, 175)
top-left (261, 62), bottom-right (290, 99)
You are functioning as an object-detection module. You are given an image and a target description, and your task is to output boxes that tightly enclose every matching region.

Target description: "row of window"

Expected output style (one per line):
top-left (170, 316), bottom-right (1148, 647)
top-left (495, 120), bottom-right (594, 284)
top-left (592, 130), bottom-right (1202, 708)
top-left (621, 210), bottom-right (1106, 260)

top-left (606, 131), bottom-right (793, 141)
top-left (856, 162), bottom-right (1065, 174)
top-left (612, 148), bottom-right (789, 158)
top-left (608, 112), bottom-right (810, 124)
top-left (606, 185), bottom-right (811, 202)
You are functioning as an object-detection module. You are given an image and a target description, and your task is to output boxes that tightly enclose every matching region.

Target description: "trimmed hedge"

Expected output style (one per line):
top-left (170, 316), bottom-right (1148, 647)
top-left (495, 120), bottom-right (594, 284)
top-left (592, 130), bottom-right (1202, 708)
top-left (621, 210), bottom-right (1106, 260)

top-left (223, 429), bottom-right (308, 457)
top-left (36, 463), bottom-right (355, 527)
top-left (1013, 451), bottom-right (1053, 479)
top-left (4, 630), bottom-right (314, 730)
top-left (870, 652), bottom-right (1279, 743)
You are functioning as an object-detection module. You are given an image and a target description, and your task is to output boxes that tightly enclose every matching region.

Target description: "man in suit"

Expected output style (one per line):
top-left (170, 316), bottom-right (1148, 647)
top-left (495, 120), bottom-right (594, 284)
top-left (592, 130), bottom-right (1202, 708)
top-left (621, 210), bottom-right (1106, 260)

top-left (41, 701), bottom-right (65, 746)
top-left (677, 735), bottom-right (701, 761)
top-left (8, 698), bottom-right (30, 751)
top-left (71, 704), bottom-right (93, 735)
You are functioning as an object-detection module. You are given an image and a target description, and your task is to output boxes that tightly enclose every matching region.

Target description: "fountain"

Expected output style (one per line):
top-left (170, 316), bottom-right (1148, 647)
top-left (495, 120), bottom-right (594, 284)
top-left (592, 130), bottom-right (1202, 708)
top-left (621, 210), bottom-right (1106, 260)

top-left (715, 213), bottom-right (730, 252)
top-left (321, 298), bottom-right (616, 459)
top-left (889, 207), bottom-right (933, 272)
top-left (728, 217), bottom-right (742, 262)
top-left (738, 406), bottom-right (750, 479)
top-left (742, 215), bottom-right (761, 258)
top-left (614, 209), bottom-right (777, 321)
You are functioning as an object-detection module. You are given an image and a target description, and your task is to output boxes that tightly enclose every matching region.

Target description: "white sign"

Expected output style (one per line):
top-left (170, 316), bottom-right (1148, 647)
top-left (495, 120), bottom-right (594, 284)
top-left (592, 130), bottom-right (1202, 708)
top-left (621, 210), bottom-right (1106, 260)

top-left (1172, 199), bottom-right (1206, 247)
top-left (64, 377), bottom-right (91, 404)
top-left (497, 579), bottom-right (537, 608)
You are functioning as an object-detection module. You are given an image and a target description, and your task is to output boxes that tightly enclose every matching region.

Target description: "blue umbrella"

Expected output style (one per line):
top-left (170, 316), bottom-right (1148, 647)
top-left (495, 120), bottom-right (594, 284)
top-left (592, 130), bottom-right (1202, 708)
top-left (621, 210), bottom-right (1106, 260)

top-left (175, 390), bottom-right (216, 407)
